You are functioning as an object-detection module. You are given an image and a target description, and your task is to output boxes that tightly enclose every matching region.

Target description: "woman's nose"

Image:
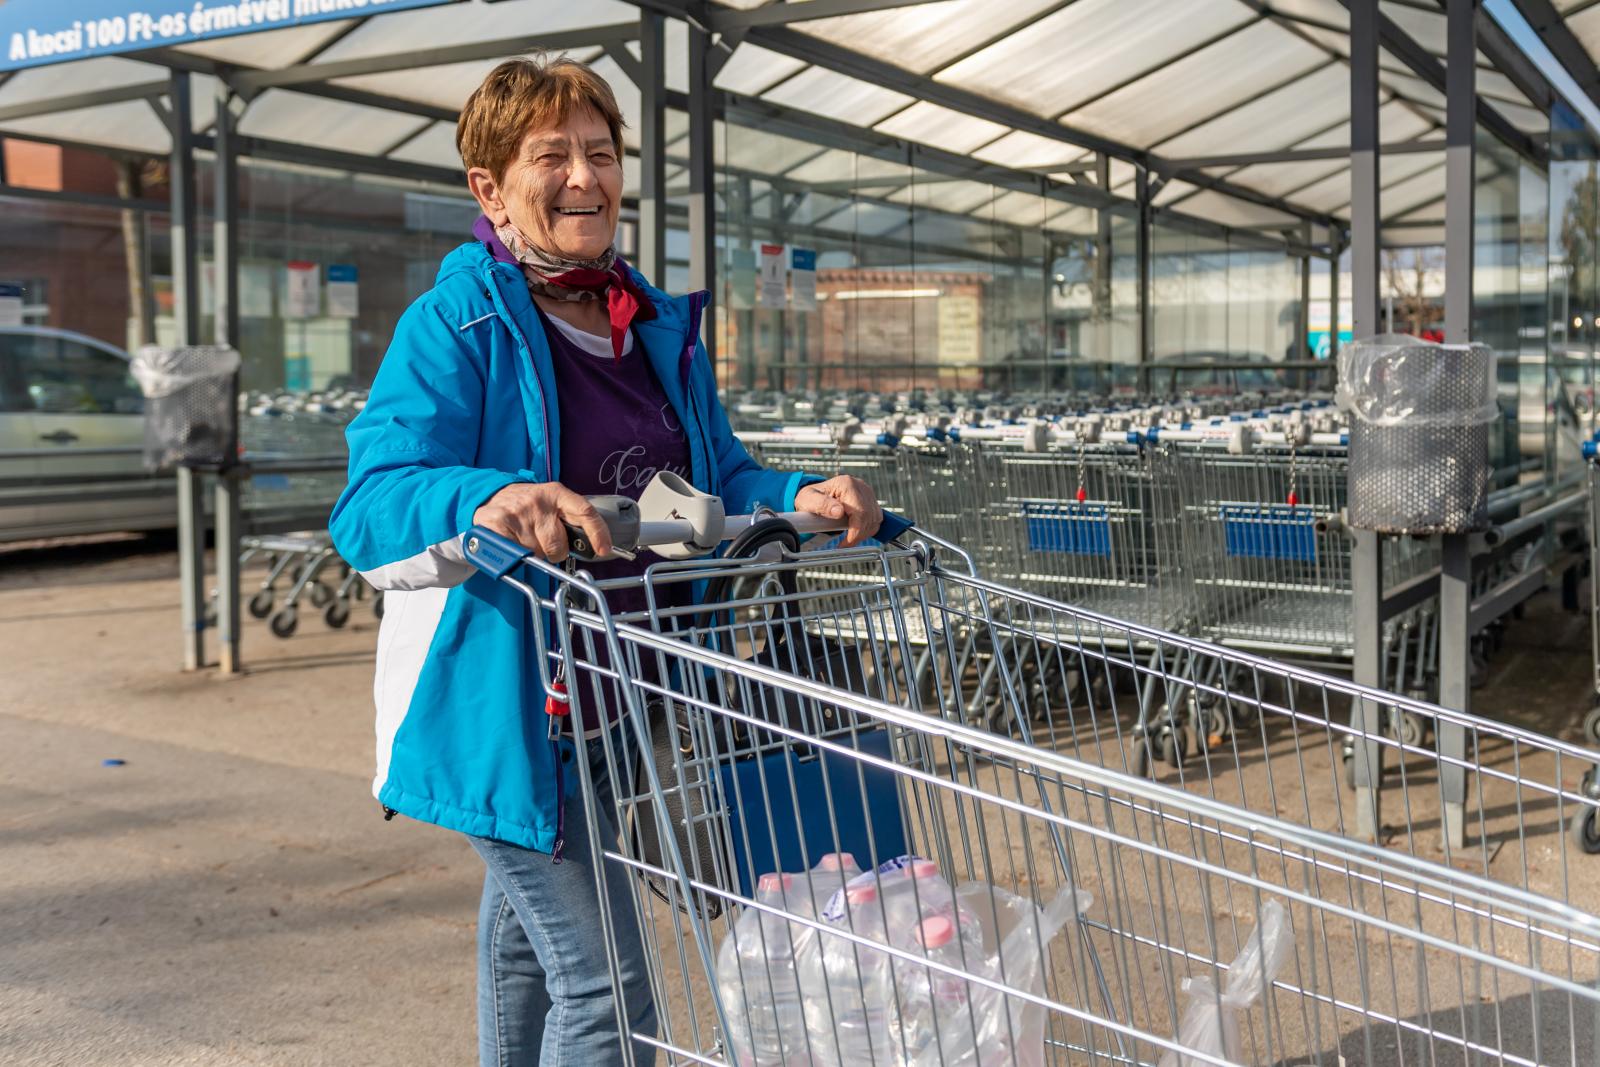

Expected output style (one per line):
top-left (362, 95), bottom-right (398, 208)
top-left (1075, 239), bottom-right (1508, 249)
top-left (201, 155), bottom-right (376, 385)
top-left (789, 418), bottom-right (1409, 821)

top-left (567, 157), bottom-right (596, 189)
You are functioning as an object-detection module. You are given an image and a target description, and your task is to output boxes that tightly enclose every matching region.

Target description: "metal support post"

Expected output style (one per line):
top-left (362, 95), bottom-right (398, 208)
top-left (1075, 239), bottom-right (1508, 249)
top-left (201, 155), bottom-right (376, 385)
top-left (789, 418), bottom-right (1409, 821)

top-left (170, 70), bottom-right (207, 673)
top-left (1136, 168), bottom-right (1152, 392)
top-left (686, 23), bottom-right (718, 367)
top-left (1094, 154), bottom-right (1112, 363)
top-left (1298, 221), bottom-right (1312, 385)
top-left (1329, 241), bottom-right (1341, 363)
top-left (1349, 0), bottom-right (1385, 840)
top-left (214, 82), bottom-right (243, 676)
top-left (1436, 0), bottom-right (1479, 852)
top-left (637, 11), bottom-right (667, 283)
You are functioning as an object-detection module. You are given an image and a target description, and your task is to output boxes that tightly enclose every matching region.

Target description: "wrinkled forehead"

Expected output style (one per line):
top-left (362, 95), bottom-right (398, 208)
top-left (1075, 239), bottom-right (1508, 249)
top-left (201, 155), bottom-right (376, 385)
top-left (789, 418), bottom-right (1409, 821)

top-left (518, 104), bottom-right (616, 153)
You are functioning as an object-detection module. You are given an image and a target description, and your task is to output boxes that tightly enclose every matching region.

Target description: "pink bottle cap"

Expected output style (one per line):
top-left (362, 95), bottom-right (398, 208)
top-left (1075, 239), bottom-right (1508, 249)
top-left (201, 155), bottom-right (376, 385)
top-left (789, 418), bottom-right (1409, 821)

top-left (845, 883), bottom-right (879, 905)
top-left (909, 860), bottom-right (940, 881)
top-left (916, 915), bottom-right (954, 948)
top-left (758, 873), bottom-right (793, 894)
top-left (818, 853), bottom-right (856, 871)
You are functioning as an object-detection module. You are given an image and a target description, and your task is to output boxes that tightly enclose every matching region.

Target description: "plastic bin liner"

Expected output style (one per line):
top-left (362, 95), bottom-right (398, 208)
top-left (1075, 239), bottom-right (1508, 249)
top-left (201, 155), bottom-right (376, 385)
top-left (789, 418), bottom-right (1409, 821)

top-left (131, 346), bottom-right (240, 470)
top-left (1337, 334), bottom-right (1495, 534)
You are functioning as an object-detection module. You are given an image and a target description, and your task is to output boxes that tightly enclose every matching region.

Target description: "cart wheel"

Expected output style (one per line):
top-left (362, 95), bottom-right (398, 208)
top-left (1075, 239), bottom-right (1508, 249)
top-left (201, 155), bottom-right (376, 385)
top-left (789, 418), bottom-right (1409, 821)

top-left (373, 593), bottom-right (385, 620)
top-left (1200, 703), bottom-right (1228, 749)
top-left (1157, 725), bottom-right (1185, 768)
top-left (269, 608), bottom-right (299, 639)
top-left (324, 600), bottom-right (351, 629)
top-left (248, 590), bottom-right (274, 619)
top-left (1584, 705), bottom-right (1600, 748)
top-left (1570, 808), bottom-right (1600, 854)
top-left (1131, 736), bottom-right (1153, 779)
top-left (1391, 711), bottom-right (1425, 748)
top-left (309, 581), bottom-right (334, 609)
top-left (1341, 737), bottom-right (1357, 788)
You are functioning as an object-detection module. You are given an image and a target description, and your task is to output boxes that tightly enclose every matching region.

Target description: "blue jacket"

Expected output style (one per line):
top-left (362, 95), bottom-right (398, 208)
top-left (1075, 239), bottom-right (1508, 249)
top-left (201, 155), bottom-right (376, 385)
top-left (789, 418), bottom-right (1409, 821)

top-left (329, 242), bottom-right (818, 853)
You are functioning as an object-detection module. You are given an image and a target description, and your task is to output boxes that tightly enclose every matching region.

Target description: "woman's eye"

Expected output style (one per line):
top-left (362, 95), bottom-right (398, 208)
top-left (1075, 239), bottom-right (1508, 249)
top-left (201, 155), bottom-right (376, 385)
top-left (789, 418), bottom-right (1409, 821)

top-left (591, 153), bottom-right (616, 166)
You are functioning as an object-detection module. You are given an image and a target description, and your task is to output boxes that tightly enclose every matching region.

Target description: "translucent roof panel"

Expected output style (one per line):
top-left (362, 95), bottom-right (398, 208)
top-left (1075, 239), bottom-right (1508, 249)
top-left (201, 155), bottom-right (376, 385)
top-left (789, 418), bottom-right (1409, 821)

top-left (887, 179), bottom-right (997, 216)
top-left (1222, 159), bottom-right (1348, 201)
top-left (1290, 151), bottom-right (1444, 214)
top-left (986, 189), bottom-right (1051, 228)
top-left (1381, 168), bottom-right (1447, 219)
top-left (311, 0), bottom-right (636, 64)
top-left (1156, 63), bottom-right (1350, 158)
top-left (1, 100), bottom-right (171, 155)
top-left (1168, 189), bottom-right (1301, 228)
top-left (971, 130), bottom-right (1089, 171)
top-left (388, 122), bottom-right (464, 170)
top-left (796, 0), bottom-right (1063, 76)
top-left (0, 57), bottom-right (166, 107)
top-left (172, 20), bottom-right (356, 68)
top-left (1063, 21), bottom-right (1327, 148)
top-left (1571, 6), bottom-right (1600, 55)
top-left (935, 0), bottom-right (1255, 122)
top-left (239, 90), bottom-right (432, 156)
top-left (1267, 0), bottom-right (1348, 28)
top-left (1047, 204), bottom-right (1099, 237)
top-left (760, 67), bottom-right (916, 126)
top-left (782, 148), bottom-right (913, 186)
top-left (726, 125), bottom-right (845, 178)
top-left (1380, 2), bottom-right (1446, 56)
top-left (873, 101), bottom-right (1010, 155)
top-left (1380, 71), bottom-right (1447, 110)
top-left (714, 43), bottom-right (806, 97)
top-left (334, 58), bottom-right (512, 113)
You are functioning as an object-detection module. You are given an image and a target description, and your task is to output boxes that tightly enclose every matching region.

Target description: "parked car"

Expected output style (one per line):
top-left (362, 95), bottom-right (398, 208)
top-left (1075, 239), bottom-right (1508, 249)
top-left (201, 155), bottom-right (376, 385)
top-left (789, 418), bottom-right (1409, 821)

top-left (0, 326), bottom-right (173, 542)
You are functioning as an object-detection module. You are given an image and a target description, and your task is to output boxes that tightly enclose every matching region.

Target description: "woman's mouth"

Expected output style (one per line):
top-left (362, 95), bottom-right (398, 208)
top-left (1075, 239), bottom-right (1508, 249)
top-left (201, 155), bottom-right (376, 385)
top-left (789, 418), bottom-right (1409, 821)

top-left (554, 206), bottom-right (602, 216)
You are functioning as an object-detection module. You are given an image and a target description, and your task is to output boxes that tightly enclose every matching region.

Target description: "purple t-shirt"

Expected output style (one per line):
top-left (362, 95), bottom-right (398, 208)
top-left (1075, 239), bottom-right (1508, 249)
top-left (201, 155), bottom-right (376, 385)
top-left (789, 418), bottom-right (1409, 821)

top-left (539, 308), bottom-right (694, 733)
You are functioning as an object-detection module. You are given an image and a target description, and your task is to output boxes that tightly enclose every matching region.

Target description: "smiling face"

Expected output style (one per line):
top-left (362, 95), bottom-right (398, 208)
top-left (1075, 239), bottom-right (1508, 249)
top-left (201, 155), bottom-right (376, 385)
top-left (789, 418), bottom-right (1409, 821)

top-left (467, 105), bottom-right (622, 262)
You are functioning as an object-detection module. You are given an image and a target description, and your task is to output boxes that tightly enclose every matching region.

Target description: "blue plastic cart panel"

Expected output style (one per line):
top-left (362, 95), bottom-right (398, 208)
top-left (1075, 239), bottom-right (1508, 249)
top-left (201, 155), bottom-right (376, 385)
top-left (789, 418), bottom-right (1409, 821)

top-left (1221, 505), bottom-right (1316, 562)
top-left (719, 727), bottom-right (907, 899)
top-left (1023, 501), bottom-right (1112, 557)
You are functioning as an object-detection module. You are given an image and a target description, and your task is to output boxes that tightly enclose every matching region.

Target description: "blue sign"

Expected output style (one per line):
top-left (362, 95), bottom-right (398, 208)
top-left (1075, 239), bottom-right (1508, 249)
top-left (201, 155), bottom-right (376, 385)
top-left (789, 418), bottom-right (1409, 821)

top-left (791, 248), bottom-right (816, 271)
top-left (327, 264), bottom-right (357, 283)
top-left (4, 0), bottom-right (461, 72)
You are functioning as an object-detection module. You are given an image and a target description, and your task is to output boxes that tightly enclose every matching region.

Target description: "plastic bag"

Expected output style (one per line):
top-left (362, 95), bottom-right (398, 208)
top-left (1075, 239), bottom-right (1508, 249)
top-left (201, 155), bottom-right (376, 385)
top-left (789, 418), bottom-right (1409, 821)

top-left (1159, 901), bottom-right (1292, 1067)
top-left (1335, 333), bottom-right (1497, 428)
top-left (130, 345), bottom-right (240, 398)
top-left (888, 881), bottom-right (1090, 1067)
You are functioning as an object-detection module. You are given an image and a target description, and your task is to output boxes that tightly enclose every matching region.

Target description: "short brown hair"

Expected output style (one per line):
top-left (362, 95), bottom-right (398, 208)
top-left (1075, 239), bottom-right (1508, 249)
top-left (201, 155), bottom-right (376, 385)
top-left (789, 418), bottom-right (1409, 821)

top-left (456, 56), bottom-right (626, 180)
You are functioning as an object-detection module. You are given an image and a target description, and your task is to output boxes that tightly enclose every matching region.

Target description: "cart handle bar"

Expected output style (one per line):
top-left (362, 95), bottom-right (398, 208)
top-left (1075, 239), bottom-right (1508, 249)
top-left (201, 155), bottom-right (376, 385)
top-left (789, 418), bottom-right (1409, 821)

top-left (463, 508), bottom-right (847, 578)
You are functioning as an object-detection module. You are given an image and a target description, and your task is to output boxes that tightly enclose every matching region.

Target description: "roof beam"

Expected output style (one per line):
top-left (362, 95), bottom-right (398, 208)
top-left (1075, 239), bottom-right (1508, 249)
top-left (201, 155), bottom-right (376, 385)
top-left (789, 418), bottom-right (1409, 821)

top-left (1166, 138), bottom-right (1447, 170)
top-left (707, 0), bottom-right (945, 30)
top-left (1512, 0), bottom-right (1600, 116)
top-left (1474, 5), bottom-right (1552, 113)
top-left (232, 23), bottom-right (639, 93)
top-left (0, 80), bottom-right (171, 123)
top-left (1337, 0), bottom-right (1544, 164)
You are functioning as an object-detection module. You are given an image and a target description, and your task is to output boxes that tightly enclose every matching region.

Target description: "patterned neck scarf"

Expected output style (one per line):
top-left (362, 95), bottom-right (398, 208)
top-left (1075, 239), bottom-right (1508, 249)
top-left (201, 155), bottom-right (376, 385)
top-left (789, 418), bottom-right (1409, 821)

top-left (480, 218), bottom-right (651, 359)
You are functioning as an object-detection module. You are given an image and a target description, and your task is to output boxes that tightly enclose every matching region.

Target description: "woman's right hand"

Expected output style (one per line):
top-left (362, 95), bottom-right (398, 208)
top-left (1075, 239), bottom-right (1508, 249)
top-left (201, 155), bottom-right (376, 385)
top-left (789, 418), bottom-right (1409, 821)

top-left (473, 482), bottom-right (613, 563)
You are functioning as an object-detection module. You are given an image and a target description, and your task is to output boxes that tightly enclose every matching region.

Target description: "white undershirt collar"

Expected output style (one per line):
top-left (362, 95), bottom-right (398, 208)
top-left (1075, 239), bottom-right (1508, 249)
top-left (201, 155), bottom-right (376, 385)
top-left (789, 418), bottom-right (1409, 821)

top-left (544, 311), bottom-right (633, 359)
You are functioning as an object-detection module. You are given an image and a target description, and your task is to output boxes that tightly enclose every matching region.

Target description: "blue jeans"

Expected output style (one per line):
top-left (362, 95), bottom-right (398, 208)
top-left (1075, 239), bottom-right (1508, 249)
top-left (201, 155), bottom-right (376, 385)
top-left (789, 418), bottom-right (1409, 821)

top-left (468, 733), bottom-right (657, 1067)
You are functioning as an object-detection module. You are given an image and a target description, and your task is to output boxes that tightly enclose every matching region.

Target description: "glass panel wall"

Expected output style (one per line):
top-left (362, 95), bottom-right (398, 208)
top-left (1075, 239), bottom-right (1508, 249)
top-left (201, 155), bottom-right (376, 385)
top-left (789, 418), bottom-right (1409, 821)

top-left (1547, 100), bottom-right (1600, 471)
top-left (195, 156), bottom-right (475, 394)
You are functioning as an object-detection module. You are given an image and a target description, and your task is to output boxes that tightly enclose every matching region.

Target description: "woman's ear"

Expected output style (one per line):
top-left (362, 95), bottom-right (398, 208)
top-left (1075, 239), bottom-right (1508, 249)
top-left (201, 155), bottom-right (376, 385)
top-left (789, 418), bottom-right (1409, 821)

top-left (466, 167), bottom-right (509, 225)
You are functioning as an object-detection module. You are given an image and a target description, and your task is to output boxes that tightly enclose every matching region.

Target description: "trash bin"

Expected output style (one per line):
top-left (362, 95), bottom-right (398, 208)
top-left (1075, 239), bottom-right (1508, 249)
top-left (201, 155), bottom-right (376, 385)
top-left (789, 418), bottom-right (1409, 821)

top-left (1338, 334), bottom-right (1496, 535)
top-left (130, 345), bottom-right (241, 470)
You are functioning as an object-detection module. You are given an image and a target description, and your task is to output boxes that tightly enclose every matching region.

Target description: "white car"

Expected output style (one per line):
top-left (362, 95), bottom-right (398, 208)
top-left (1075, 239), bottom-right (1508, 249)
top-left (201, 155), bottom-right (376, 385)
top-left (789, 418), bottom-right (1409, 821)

top-left (0, 326), bottom-right (173, 542)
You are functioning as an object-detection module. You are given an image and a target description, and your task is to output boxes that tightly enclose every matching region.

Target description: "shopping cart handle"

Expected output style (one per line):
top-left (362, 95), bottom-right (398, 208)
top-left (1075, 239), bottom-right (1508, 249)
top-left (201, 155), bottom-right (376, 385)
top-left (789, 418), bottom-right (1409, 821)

top-left (463, 525), bottom-right (533, 579)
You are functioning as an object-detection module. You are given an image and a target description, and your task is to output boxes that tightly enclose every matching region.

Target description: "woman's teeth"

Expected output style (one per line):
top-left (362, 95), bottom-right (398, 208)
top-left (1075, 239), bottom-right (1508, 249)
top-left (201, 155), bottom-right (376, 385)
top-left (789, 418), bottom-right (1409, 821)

top-left (556, 207), bottom-right (600, 215)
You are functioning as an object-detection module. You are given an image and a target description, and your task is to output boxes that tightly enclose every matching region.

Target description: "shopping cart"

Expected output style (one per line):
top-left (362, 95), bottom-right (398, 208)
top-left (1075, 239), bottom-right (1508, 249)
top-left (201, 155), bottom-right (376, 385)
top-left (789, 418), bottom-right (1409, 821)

top-left (464, 498), bottom-right (1600, 1067)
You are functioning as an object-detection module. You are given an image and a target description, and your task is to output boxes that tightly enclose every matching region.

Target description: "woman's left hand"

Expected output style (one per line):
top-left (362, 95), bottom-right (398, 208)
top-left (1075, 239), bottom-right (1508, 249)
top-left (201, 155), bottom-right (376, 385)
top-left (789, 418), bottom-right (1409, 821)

top-left (794, 475), bottom-right (883, 548)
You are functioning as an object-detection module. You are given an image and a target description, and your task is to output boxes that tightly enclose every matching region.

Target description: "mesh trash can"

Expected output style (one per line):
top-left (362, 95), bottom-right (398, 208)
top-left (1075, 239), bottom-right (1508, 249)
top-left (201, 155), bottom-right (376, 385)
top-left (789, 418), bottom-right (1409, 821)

top-left (130, 346), bottom-right (241, 470)
top-left (1337, 334), bottom-right (1496, 535)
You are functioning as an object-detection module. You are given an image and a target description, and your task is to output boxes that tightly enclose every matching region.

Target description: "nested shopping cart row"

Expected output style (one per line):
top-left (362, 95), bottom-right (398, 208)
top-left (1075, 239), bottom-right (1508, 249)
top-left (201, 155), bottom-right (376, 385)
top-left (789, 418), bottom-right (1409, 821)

top-left (463, 505), bottom-right (1600, 1067)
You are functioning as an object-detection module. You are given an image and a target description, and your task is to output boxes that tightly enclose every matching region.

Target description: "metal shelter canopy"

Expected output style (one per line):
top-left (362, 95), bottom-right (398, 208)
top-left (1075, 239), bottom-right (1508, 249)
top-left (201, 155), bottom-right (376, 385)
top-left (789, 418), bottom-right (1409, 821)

top-left (0, 0), bottom-right (1562, 250)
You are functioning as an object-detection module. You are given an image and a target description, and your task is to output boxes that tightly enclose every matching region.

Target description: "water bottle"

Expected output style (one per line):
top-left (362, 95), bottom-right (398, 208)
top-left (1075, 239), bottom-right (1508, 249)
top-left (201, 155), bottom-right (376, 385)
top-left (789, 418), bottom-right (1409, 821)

top-left (716, 872), bottom-right (814, 1067)
top-left (894, 915), bottom-right (987, 1067)
top-left (801, 876), bottom-right (901, 1066)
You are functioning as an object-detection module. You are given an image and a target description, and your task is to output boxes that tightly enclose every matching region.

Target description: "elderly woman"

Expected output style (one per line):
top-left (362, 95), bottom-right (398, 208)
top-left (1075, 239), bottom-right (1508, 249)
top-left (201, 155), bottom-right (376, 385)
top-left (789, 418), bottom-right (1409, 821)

top-left (328, 57), bottom-right (883, 1066)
